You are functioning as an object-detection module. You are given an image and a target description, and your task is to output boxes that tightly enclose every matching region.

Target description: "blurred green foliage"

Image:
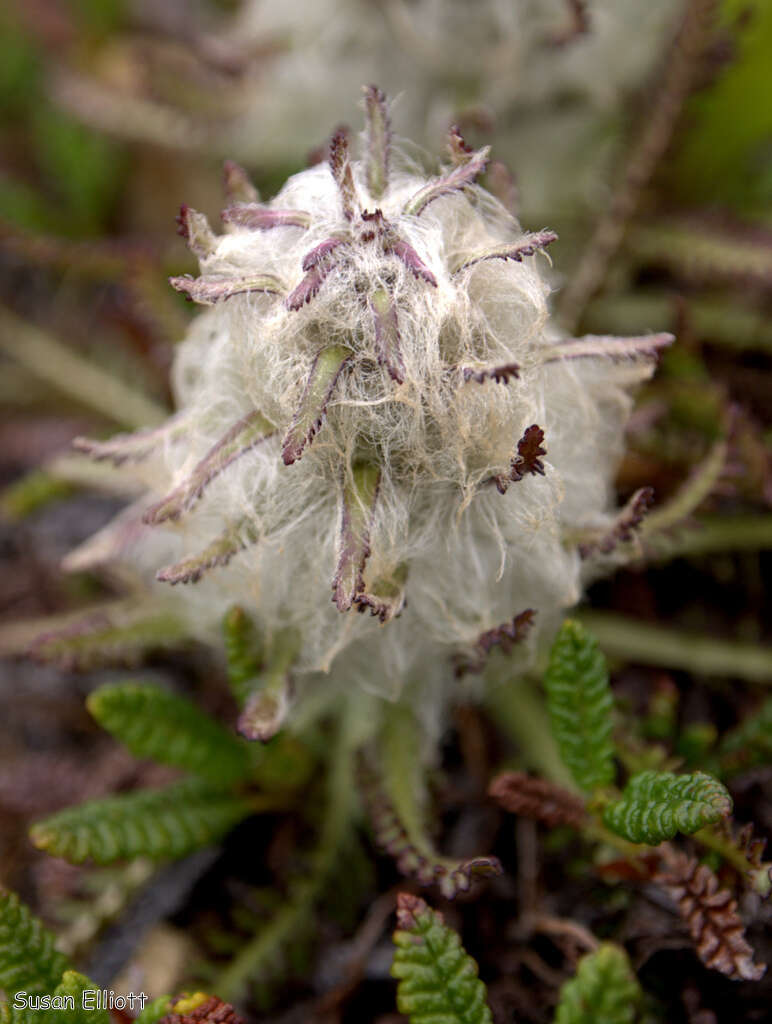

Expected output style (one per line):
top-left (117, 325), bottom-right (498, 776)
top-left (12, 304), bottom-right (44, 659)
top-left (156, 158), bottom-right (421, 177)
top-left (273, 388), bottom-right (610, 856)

top-left (0, 4), bottom-right (126, 236)
top-left (669, 0), bottom-right (772, 214)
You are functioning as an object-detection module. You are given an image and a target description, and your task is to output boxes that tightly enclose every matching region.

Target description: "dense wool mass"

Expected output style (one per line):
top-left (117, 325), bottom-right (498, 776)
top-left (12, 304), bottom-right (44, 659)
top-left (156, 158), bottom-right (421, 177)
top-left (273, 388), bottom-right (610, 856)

top-left (68, 91), bottom-right (667, 725)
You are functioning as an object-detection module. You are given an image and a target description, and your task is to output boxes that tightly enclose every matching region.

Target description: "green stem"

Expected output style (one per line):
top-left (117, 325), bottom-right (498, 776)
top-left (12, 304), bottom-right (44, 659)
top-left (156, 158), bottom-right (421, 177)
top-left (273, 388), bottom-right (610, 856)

top-left (485, 677), bottom-right (578, 791)
top-left (582, 819), bottom-right (647, 862)
top-left (584, 291), bottom-right (772, 355)
top-left (215, 706), bottom-right (356, 1001)
top-left (0, 306), bottom-right (167, 428)
top-left (645, 515), bottom-right (772, 561)
top-left (381, 705), bottom-right (435, 860)
top-left (577, 611), bottom-right (772, 684)
top-left (694, 826), bottom-right (772, 897)
top-left (640, 439), bottom-right (726, 537)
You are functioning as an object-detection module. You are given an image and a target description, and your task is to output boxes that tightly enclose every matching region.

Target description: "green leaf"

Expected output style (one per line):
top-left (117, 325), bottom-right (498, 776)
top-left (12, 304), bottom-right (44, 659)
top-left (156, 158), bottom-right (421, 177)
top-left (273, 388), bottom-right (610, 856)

top-left (2, 970), bottom-right (120, 1024)
top-left (236, 629), bottom-right (299, 742)
top-left (0, 470), bottom-right (75, 521)
top-left (134, 997), bottom-right (172, 1024)
top-left (156, 521), bottom-right (254, 585)
top-left (372, 706), bottom-right (501, 898)
top-left (0, 888), bottom-right (70, 997)
top-left (603, 770), bottom-right (732, 845)
top-left (281, 344), bottom-right (352, 464)
top-left (391, 893), bottom-right (493, 1024)
top-left (30, 607), bottom-right (187, 671)
top-left (222, 605), bottom-right (263, 705)
top-left (542, 620), bottom-right (615, 792)
top-left (222, 609), bottom-right (302, 744)
top-left (143, 411), bottom-right (274, 525)
top-left (30, 778), bottom-right (252, 864)
top-left (554, 943), bottom-right (641, 1024)
top-left (49, 971), bottom-right (110, 1024)
top-left (332, 462), bottom-right (381, 612)
top-left (87, 683), bottom-right (252, 785)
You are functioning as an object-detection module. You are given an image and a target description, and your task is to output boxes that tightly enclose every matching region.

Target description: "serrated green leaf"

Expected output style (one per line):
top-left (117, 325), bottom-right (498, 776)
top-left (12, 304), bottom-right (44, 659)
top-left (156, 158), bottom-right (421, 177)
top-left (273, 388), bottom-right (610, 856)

top-left (87, 683), bottom-right (251, 785)
top-left (134, 997), bottom-right (172, 1024)
top-left (542, 620), bottom-right (615, 792)
top-left (30, 778), bottom-right (252, 865)
top-left (30, 608), bottom-right (187, 671)
top-left (1, 1000), bottom-right (31, 1024)
top-left (603, 770), bottom-right (732, 845)
top-left (391, 893), bottom-right (493, 1024)
top-left (50, 971), bottom-right (110, 1024)
top-left (222, 605), bottom-right (263, 705)
top-left (1, 970), bottom-right (112, 1024)
top-left (0, 889), bottom-right (70, 996)
top-left (554, 943), bottom-right (641, 1024)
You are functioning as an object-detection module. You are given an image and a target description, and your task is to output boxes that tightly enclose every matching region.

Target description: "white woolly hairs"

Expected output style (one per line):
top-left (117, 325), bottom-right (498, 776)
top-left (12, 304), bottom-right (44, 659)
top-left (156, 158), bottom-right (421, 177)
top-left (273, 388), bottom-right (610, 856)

top-left (69, 90), bottom-right (665, 732)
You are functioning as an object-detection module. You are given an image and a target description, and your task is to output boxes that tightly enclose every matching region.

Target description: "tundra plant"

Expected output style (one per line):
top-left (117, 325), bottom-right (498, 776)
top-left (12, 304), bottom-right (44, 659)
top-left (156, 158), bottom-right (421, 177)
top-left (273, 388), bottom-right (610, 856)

top-left (67, 87), bottom-right (669, 737)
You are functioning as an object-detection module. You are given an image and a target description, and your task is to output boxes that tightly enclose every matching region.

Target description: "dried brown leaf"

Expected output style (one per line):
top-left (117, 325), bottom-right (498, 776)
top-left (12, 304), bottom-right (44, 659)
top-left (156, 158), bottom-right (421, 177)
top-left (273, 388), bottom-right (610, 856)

top-left (489, 771), bottom-right (587, 829)
top-left (656, 851), bottom-right (766, 981)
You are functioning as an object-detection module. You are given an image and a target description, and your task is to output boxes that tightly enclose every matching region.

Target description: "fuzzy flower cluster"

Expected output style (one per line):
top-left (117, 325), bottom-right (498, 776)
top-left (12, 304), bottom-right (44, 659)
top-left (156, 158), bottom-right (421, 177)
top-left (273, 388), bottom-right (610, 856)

top-left (69, 89), bottom-right (668, 733)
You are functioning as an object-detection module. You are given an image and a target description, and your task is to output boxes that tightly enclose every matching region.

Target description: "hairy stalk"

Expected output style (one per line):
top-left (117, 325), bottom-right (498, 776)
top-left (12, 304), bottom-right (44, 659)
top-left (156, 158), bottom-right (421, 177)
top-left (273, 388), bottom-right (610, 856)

top-left (640, 435), bottom-right (727, 537)
top-left (373, 706), bottom-right (501, 896)
top-left (215, 705), bottom-right (357, 1000)
top-left (626, 219), bottom-right (772, 290)
top-left (584, 291), bottom-right (772, 355)
top-left (485, 677), bottom-right (578, 790)
top-left (694, 826), bottom-right (772, 897)
top-left (577, 611), bottom-right (772, 683)
top-left (0, 307), bottom-right (167, 428)
top-left (645, 515), bottom-right (772, 562)
top-left (558, 0), bottom-right (718, 330)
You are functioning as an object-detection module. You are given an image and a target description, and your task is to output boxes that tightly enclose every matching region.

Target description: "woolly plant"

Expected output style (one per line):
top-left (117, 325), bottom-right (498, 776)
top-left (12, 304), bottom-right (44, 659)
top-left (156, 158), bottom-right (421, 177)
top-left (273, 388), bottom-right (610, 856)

top-left (63, 86), bottom-right (670, 739)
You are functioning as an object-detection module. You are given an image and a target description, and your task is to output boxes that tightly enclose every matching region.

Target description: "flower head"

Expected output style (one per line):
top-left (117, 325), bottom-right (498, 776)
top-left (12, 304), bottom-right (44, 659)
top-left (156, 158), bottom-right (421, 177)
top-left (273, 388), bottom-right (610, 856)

top-left (70, 87), bottom-right (670, 732)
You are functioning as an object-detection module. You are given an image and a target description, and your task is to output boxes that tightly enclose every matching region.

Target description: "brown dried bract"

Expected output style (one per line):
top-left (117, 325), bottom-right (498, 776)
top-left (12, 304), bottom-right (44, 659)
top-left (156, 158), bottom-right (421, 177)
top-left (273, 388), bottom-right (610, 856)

top-left (395, 891), bottom-right (435, 931)
top-left (711, 819), bottom-right (772, 894)
top-left (579, 486), bottom-right (654, 558)
top-left (361, 757), bottom-right (501, 900)
top-left (656, 851), bottom-right (766, 981)
top-left (493, 426), bottom-right (546, 493)
top-left (488, 771), bottom-right (587, 829)
top-left (455, 608), bottom-right (535, 675)
top-left (160, 997), bottom-right (244, 1024)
